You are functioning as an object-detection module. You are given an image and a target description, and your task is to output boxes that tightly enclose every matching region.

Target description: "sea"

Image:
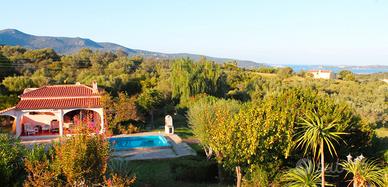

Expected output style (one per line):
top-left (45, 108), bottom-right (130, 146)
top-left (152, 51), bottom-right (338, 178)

top-left (270, 65), bottom-right (388, 74)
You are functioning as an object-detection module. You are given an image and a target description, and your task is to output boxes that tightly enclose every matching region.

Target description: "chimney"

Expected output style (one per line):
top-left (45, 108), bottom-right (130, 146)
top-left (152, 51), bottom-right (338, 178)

top-left (75, 82), bottom-right (81, 85)
top-left (92, 81), bottom-right (98, 93)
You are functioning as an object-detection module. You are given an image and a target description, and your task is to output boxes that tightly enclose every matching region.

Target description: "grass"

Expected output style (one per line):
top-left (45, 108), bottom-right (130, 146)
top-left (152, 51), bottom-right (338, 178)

top-left (136, 127), bottom-right (225, 186)
top-left (151, 127), bottom-right (194, 139)
top-left (126, 156), bottom-right (230, 187)
top-left (174, 127), bottom-right (194, 139)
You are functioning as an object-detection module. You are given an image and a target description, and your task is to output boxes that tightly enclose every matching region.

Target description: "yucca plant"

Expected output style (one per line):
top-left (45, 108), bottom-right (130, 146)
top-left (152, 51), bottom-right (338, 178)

top-left (340, 155), bottom-right (385, 187)
top-left (282, 159), bottom-right (321, 187)
top-left (295, 111), bottom-right (348, 187)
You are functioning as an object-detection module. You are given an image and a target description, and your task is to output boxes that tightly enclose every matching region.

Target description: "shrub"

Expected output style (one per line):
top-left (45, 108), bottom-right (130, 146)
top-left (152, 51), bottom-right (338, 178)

top-left (23, 145), bottom-right (58, 187)
top-left (118, 124), bottom-right (140, 134)
top-left (255, 66), bottom-right (277, 73)
top-left (276, 67), bottom-right (293, 79)
top-left (106, 159), bottom-right (136, 187)
top-left (54, 129), bottom-right (110, 185)
top-left (242, 165), bottom-right (269, 187)
top-left (0, 134), bottom-right (25, 185)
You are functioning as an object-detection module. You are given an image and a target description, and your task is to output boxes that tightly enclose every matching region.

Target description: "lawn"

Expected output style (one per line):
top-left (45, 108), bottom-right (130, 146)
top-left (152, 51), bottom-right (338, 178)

top-left (151, 127), bottom-right (194, 139)
top-left (135, 128), bottom-right (228, 186)
top-left (127, 156), bottom-right (231, 187)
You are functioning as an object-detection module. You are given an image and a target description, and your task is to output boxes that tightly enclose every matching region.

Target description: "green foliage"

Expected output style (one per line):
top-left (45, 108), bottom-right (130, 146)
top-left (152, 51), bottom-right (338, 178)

top-left (255, 66), bottom-right (277, 73)
top-left (23, 145), bottom-right (58, 187)
top-left (171, 58), bottom-right (228, 102)
top-left (127, 156), bottom-right (220, 186)
top-left (107, 159), bottom-right (136, 186)
top-left (340, 156), bottom-right (385, 187)
top-left (242, 165), bottom-right (269, 187)
top-left (23, 48), bottom-right (60, 62)
top-left (114, 92), bottom-right (142, 125)
top-left (276, 67), bottom-right (294, 79)
top-left (338, 70), bottom-right (356, 81)
top-left (54, 131), bottom-right (110, 185)
top-left (0, 94), bottom-right (18, 110)
top-left (137, 89), bottom-right (164, 114)
top-left (281, 159), bottom-right (321, 187)
top-left (188, 96), bottom-right (241, 159)
top-left (0, 52), bottom-right (17, 79)
top-left (220, 90), bottom-right (304, 175)
top-left (136, 88), bottom-right (164, 125)
top-left (2, 76), bottom-right (35, 92)
top-left (0, 134), bottom-right (25, 185)
top-left (323, 80), bottom-right (387, 126)
top-left (295, 111), bottom-right (348, 158)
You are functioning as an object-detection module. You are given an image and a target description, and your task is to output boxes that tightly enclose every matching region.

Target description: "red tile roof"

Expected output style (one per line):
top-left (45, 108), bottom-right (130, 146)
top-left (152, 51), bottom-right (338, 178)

top-left (16, 98), bottom-right (101, 110)
top-left (0, 107), bottom-right (16, 114)
top-left (307, 70), bottom-right (332, 73)
top-left (21, 85), bottom-right (99, 98)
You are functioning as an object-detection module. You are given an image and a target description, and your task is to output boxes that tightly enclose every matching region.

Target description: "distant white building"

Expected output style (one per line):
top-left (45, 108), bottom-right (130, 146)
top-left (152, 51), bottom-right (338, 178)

top-left (307, 70), bottom-right (336, 79)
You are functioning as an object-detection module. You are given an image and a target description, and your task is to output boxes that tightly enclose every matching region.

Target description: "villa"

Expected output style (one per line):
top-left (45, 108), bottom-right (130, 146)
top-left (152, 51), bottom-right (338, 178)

top-left (307, 70), bottom-right (336, 79)
top-left (0, 82), bottom-right (105, 138)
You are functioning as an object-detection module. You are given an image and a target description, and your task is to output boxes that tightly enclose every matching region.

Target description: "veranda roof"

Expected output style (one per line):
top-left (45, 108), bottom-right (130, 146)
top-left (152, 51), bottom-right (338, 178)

top-left (20, 85), bottom-right (99, 98)
top-left (15, 98), bottom-right (101, 110)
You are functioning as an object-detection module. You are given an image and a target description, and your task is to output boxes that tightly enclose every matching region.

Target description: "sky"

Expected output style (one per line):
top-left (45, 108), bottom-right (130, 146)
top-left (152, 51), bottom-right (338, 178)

top-left (1, 0), bottom-right (388, 65)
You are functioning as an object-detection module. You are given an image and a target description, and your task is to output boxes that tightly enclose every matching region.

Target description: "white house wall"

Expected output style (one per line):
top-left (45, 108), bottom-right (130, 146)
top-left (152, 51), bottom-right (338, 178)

top-left (1, 107), bottom-right (105, 137)
top-left (22, 113), bottom-right (57, 126)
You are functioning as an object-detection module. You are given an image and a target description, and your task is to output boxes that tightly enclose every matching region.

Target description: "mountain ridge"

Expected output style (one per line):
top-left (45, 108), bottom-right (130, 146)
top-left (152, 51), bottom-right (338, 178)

top-left (0, 29), bottom-right (261, 68)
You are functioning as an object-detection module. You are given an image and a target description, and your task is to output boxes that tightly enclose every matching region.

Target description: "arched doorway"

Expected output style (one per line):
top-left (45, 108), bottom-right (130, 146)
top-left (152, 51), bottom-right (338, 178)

top-left (63, 109), bottom-right (102, 134)
top-left (0, 115), bottom-right (16, 135)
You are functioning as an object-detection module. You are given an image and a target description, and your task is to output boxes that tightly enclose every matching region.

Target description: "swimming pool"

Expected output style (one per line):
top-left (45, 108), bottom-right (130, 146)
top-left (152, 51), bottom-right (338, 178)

top-left (109, 135), bottom-right (171, 150)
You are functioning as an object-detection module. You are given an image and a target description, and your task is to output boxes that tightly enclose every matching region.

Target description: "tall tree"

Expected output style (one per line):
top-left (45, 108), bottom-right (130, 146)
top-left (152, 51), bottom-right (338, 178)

top-left (338, 70), bottom-right (356, 81)
top-left (295, 111), bottom-right (348, 186)
top-left (171, 58), bottom-right (227, 102)
top-left (136, 89), bottom-right (164, 126)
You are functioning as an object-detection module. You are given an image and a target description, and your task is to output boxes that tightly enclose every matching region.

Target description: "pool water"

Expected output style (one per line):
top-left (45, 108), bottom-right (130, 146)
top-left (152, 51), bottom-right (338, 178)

top-left (109, 135), bottom-right (170, 150)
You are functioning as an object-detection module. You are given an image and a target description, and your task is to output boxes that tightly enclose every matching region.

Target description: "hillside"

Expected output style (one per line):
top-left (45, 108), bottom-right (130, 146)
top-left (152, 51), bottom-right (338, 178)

top-left (0, 29), bottom-right (261, 68)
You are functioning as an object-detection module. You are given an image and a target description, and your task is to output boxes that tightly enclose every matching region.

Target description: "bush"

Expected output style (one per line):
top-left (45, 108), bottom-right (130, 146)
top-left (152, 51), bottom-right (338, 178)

top-left (276, 67), bottom-right (293, 79)
top-left (256, 67), bottom-right (277, 73)
top-left (338, 70), bottom-right (356, 81)
top-left (106, 159), bottom-right (136, 187)
top-left (24, 129), bottom-right (131, 186)
top-left (54, 130), bottom-right (110, 185)
top-left (23, 145), bottom-right (58, 187)
top-left (242, 165), bottom-right (269, 187)
top-left (117, 124), bottom-right (140, 134)
top-left (171, 156), bottom-right (218, 183)
top-left (0, 134), bottom-right (25, 185)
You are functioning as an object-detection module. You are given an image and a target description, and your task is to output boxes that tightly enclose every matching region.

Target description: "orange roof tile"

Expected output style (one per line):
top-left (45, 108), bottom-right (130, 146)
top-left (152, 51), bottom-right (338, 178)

top-left (307, 70), bottom-right (332, 73)
top-left (20, 85), bottom-right (98, 98)
top-left (16, 98), bottom-right (101, 110)
top-left (0, 106), bottom-right (16, 115)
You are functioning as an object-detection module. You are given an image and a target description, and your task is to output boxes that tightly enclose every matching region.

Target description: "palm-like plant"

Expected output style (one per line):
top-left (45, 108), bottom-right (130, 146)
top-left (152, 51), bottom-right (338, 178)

top-left (282, 159), bottom-right (321, 187)
top-left (295, 111), bottom-right (348, 187)
top-left (340, 155), bottom-right (385, 187)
